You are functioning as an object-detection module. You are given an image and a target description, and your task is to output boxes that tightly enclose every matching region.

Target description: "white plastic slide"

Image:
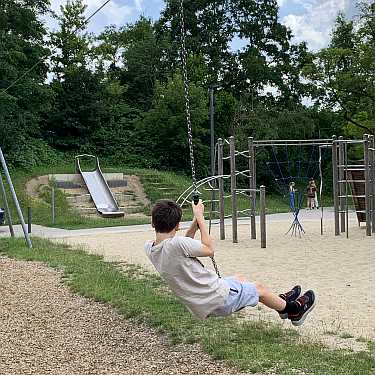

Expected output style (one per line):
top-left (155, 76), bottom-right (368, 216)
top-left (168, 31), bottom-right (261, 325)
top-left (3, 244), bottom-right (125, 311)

top-left (75, 155), bottom-right (124, 218)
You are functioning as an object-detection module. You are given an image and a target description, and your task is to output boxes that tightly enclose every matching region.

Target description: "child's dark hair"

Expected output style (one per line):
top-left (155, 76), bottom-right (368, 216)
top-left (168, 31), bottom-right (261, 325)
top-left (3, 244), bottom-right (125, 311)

top-left (152, 200), bottom-right (182, 233)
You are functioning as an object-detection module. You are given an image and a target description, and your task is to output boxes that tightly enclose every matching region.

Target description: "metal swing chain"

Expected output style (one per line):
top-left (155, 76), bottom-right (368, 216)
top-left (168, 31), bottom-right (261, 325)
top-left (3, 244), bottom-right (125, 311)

top-left (178, 0), bottom-right (221, 278)
top-left (178, 0), bottom-right (197, 191)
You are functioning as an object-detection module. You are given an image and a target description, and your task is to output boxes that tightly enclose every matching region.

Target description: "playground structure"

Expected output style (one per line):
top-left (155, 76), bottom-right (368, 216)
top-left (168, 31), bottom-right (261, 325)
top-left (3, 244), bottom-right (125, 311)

top-left (332, 134), bottom-right (375, 237)
top-left (177, 136), bottom-right (267, 248)
top-left (0, 148), bottom-right (32, 248)
top-left (178, 134), bottom-right (375, 245)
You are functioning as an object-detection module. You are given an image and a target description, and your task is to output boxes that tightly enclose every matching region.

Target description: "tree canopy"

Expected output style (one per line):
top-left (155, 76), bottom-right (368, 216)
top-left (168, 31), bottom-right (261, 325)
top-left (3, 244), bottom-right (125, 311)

top-left (0, 0), bottom-right (373, 175)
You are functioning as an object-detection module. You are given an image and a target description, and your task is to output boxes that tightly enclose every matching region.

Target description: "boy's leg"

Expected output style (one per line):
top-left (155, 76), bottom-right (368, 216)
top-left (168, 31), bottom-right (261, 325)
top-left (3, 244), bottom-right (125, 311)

top-left (253, 281), bottom-right (286, 311)
top-left (233, 277), bottom-right (297, 312)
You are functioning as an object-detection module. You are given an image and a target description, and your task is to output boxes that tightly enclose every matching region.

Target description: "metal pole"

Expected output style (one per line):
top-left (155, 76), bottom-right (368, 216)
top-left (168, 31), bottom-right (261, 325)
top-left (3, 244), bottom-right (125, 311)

top-left (27, 207), bottom-right (32, 234)
top-left (248, 137), bottom-right (256, 239)
top-left (364, 134), bottom-right (371, 236)
top-left (218, 138), bottom-right (225, 240)
top-left (318, 146), bottom-right (323, 235)
top-left (0, 148), bottom-right (32, 248)
top-left (0, 172), bottom-right (15, 237)
top-left (332, 136), bottom-right (340, 236)
top-left (260, 185), bottom-right (266, 249)
top-left (209, 86), bottom-right (215, 178)
top-left (345, 142), bottom-right (349, 239)
top-left (370, 135), bottom-right (375, 233)
top-left (51, 186), bottom-right (56, 225)
top-left (338, 136), bottom-right (346, 232)
top-left (230, 136), bottom-right (238, 243)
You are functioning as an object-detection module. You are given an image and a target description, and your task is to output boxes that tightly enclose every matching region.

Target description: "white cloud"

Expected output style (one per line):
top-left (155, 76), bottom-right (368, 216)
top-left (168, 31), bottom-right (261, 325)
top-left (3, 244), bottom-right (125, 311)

top-left (134, 0), bottom-right (143, 12)
top-left (45, 0), bottom-right (138, 31)
top-left (281, 0), bottom-right (350, 50)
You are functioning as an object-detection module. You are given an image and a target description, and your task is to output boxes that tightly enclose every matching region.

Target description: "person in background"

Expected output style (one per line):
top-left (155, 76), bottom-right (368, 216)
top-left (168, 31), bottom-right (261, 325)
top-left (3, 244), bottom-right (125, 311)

top-left (306, 179), bottom-right (317, 209)
top-left (311, 180), bottom-right (319, 209)
top-left (289, 182), bottom-right (296, 212)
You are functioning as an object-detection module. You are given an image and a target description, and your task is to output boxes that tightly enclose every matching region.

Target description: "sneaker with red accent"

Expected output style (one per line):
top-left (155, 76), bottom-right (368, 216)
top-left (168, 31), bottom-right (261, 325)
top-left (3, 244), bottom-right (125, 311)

top-left (278, 285), bottom-right (301, 319)
top-left (289, 290), bottom-right (316, 326)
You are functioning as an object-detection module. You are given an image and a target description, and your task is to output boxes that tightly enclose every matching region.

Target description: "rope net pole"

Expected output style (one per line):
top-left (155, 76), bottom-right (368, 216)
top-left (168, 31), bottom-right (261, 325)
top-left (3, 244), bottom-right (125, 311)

top-left (218, 138), bottom-right (225, 240)
top-left (248, 137), bottom-right (256, 239)
top-left (229, 136), bottom-right (238, 243)
top-left (332, 136), bottom-right (340, 236)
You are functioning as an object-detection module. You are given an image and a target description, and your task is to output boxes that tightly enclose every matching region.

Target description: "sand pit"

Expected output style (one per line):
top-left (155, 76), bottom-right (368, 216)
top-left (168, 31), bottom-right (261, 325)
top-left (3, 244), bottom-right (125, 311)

top-left (62, 212), bottom-right (375, 347)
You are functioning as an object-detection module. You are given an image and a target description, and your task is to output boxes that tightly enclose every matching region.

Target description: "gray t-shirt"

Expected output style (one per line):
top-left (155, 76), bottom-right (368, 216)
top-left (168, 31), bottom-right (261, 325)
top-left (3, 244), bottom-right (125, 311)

top-left (145, 236), bottom-right (229, 319)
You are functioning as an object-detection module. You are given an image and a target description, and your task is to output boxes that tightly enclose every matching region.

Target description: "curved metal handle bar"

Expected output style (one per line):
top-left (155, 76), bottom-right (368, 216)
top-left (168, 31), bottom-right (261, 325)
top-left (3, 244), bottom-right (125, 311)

top-left (177, 174), bottom-right (230, 206)
top-left (177, 170), bottom-right (258, 206)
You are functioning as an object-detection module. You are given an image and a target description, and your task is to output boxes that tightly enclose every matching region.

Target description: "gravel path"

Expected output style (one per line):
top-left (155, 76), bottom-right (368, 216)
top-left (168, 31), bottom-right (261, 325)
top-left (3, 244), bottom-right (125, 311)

top-left (0, 257), bottom-right (246, 375)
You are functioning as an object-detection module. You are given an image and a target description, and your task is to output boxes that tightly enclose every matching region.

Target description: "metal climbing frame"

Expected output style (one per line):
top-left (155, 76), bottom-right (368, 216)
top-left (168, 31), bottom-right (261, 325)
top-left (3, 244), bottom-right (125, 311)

top-left (0, 148), bottom-right (32, 248)
top-left (177, 136), bottom-right (267, 248)
top-left (222, 135), bottom-right (375, 239)
top-left (216, 136), bottom-right (266, 248)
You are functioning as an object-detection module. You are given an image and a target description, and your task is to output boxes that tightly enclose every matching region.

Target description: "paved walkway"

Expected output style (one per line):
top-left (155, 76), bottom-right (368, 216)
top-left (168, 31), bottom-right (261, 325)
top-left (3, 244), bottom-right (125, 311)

top-left (0, 208), bottom-right (340, 240)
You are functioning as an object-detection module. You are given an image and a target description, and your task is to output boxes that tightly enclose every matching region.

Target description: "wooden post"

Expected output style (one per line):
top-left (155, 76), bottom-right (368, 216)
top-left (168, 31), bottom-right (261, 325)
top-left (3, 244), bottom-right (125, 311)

top-left (230, 136), bottom-right (238, 243)
top-left (260, 185), bottom-right (266, 249)
top-left (218, 138), bottom-right (225, 240)
top-left (338, 136), bottom-right (346, 232)
top-left (248, 137), bottom-right (256, 239)
top-left (0, 173), bottom-right (15, 237)
top-left (332, 136), bottom-right (340, 235)
top-left (364, 134), bottom-right (371, 236)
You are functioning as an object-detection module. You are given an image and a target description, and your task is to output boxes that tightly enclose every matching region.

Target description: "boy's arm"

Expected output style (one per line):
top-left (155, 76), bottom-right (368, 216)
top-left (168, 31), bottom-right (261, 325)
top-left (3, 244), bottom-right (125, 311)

top-left (185, 218), bottom-right (198, 239)
top-left (192, 201), bottom-right (214, 257)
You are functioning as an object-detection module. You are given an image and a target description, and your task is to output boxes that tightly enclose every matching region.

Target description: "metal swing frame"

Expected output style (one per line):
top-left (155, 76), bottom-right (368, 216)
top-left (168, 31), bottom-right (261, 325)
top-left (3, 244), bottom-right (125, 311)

top-left (0, 148), bottom-right (32, 248)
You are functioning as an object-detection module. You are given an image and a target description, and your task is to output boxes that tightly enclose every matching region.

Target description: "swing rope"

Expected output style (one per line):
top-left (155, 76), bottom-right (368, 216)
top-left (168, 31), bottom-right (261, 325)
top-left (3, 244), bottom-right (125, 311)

top-left (178, 0), bottom-right (221, 278)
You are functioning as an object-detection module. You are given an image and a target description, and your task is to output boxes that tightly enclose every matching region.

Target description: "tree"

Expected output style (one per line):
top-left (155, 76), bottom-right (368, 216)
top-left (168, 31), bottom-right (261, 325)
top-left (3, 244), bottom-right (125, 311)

top-left (158, 0), bottom-right (235, 86)
top-left (303, 5), bottom-right (375, 135)
top-left (119, 17), bottom-right (170, 111)
top-left (46, 0), bottom-right (105, 150)
top-left (0, 0), bottom-right (52, 167)
top-left (137, 74), bottom-right (209, 175)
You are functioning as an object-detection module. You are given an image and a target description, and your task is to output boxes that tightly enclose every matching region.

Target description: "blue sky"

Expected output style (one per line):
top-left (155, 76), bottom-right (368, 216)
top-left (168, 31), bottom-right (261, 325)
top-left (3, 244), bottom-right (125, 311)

top-left (47, 0), bottom-right (362, 51)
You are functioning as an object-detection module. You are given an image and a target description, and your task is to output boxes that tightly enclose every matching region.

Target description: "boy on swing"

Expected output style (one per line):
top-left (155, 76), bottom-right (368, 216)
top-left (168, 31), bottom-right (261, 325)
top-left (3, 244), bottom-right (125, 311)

top-left (145, 199), bottom-right (316, 325)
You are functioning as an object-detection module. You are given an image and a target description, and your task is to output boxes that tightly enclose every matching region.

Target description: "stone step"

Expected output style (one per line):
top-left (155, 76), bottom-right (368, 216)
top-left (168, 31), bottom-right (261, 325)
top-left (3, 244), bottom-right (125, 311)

top-left (66, 193), bottom-right (135, 205)
top-left (77, 204), bottom-right (144, 215)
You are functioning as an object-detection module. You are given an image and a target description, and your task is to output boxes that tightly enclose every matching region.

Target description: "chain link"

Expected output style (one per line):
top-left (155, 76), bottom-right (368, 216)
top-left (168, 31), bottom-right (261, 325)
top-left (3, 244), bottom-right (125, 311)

top-left (178, 0), bottom-right (197, 190)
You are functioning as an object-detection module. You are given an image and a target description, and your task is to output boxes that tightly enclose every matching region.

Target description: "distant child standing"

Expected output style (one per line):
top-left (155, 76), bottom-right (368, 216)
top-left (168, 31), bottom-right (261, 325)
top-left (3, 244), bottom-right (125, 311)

top-left (312, 180), bottom-right (319, 209)
top-left (306, 180), bottom-right (317, 209)
top-left (289, 182), bottom-right (296, 211)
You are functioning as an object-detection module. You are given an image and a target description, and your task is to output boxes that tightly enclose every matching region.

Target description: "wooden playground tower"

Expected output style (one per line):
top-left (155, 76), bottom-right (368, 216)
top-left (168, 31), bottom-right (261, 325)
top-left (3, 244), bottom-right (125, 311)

top-left (213, 134), bottom-right (375, 244)
top-left (332, 134), bottom-right (375, 237)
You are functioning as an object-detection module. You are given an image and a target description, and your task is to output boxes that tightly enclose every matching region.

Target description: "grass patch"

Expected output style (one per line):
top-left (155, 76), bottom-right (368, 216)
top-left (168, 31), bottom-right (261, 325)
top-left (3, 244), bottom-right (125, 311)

top-left (340, 333), bottom-right (355, 339)
top-left (0, 164), bottom-right (303, 230)
top-left (1, 237), bottom-right (374, 375)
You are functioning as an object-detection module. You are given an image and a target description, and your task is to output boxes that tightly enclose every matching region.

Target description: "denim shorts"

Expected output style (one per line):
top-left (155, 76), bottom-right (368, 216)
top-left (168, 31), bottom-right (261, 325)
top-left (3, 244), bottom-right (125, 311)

top-left (210, 277), bottom-right (259, 317)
